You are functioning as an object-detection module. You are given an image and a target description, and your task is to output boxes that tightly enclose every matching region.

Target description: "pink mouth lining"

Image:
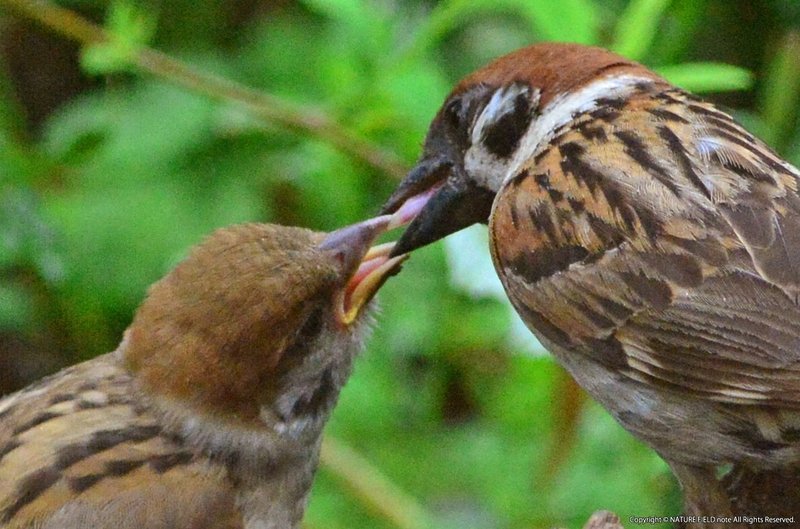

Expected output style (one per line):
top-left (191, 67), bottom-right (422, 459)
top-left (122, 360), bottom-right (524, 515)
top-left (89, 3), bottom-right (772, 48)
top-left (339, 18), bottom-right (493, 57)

top-left (388, 184), bottom-right (441, 230)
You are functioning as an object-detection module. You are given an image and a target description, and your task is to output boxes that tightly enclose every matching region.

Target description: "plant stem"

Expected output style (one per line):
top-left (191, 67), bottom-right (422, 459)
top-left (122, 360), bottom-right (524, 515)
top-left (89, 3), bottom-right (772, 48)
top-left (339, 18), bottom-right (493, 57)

top-left (0, 0), bottom-right (407, 179)
top-left (320, 436), bottom-right (437, 529)
top-left (761, 31), bottom-right (800, 152)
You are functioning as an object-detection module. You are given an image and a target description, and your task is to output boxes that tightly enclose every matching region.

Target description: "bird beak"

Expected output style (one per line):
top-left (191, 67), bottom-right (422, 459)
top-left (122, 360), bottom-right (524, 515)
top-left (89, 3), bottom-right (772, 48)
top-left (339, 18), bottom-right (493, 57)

top-left (319, 215), bottom-right (411, 326)
top-left (380, 155), bottom-right (495, 257)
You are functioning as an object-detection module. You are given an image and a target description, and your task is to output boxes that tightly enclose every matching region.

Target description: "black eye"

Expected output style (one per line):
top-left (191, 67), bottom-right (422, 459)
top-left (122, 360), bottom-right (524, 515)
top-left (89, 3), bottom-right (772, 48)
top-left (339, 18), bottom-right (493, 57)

top-left (444, 98), bottom-right (464, 130)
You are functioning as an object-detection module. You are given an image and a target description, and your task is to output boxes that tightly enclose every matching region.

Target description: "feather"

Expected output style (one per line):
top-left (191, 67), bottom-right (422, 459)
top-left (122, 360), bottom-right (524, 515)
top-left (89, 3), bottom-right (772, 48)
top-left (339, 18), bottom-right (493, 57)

top-left (491, 86), bottom-right (800, 409)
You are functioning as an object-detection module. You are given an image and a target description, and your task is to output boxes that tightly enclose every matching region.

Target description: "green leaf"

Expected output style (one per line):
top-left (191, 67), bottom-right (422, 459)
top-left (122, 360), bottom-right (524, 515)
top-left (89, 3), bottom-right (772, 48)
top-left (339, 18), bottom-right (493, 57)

top-left (298, 0), bottom-right (369, 24)
top-left (759, 31), bottom-right (800, 149)
top-left (43, 83), bottom-right (214, 183)
top-left (238, 15), bottom-right (330, 101)
top-left (407, 0), bottom-right (482, 56)
top-left (377, 58), bottom-right (449, 131)
top-left (409, 0), bottom-right (599, 66)
top-left (644, 0), bottom-right (708, 64)
top-left (515, 0), bottom-right (600, 44)
top-left (611, 0), bottom-right (672, 61)
top-left (298, 0), bottom-right (391, 60)
top-left (0, 283), bottom-right (33, 330)
top-left (81, 1), bottom-right (157, 75)
top-left (656, 62), bottom-right (754, 93)
top-left (0, 134), bottom-right (54, 186)
top-left (0, 187), bottom-right (65, 284)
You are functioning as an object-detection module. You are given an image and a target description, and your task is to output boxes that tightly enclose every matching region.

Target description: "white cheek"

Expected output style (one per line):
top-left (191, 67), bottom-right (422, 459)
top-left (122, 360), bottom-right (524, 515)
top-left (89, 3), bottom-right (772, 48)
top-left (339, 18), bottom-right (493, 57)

top-left (464, 147), bottom-right (515, 192)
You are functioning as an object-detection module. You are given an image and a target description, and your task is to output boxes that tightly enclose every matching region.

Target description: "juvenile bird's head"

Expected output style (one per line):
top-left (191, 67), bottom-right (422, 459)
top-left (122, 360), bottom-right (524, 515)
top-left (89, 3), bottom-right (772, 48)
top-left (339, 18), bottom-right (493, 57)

top-left (382, 42), bottom-right (663, 254)
top-left (123, 217), bottom-right (405, 442)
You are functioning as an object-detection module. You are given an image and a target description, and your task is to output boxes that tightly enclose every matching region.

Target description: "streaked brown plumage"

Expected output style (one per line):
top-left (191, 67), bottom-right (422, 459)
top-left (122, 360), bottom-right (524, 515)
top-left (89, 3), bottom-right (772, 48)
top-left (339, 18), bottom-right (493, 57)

top-left (0, 218), bottom-right (406, 529)
top-left (382, 42), bottom-right (800, 522)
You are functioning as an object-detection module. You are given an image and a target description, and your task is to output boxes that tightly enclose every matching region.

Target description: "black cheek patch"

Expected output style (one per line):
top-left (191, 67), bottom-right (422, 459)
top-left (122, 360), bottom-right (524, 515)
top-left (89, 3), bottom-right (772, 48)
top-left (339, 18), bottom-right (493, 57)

top-left (481, 91), bottom-right (535, 159)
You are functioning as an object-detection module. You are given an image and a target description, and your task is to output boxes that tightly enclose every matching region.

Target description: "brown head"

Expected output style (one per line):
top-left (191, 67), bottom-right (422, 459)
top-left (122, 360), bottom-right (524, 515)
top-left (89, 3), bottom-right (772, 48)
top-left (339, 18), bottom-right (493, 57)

top-left (381, 42), bottom-right (664, 254)
top-left (123, 218), bottom-right (405, 438)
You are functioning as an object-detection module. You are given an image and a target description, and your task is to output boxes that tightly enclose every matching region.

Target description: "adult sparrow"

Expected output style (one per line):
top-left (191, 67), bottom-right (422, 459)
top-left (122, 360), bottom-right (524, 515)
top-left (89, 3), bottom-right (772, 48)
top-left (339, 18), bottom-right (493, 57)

top-left (382, 42), bottom-right (800, 522)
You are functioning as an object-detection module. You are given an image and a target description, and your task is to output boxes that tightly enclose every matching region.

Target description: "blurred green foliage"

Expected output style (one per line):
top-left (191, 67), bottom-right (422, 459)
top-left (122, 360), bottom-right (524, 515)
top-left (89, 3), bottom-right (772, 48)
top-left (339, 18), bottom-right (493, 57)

top-left (1, 1), bottom-right (800, 528)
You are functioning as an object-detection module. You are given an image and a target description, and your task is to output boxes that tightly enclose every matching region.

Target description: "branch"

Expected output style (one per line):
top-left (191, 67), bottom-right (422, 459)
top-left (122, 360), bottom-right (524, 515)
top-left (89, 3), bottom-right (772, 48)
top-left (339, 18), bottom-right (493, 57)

top-left (320, 436), bottom-right (437, 529)
top-left (0, 0), bottom-right (408, 179)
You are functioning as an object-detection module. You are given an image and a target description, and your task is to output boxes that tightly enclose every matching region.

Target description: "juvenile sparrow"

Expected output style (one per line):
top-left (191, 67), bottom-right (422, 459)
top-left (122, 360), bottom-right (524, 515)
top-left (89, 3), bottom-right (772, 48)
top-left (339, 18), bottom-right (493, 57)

top-left (0, 216), bottom-right (409, 529)
top-left (382, 43), bottom-right (800, 520)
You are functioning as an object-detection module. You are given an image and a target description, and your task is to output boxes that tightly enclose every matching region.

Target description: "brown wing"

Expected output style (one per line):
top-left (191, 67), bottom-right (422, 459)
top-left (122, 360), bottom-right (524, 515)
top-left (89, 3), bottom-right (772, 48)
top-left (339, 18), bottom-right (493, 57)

top-left (490, 85), bottom-right (800, 407)
top-left (0, 354), bottom-right (242, 529)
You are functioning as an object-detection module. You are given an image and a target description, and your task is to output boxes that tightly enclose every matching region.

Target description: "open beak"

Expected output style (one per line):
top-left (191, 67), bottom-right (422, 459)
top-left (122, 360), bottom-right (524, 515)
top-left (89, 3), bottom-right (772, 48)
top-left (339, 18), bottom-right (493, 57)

top-left (320, 210), bottom-right (421, 326)
top-left (339, 241), bottom-right (403, 325)
top-left (380, 155), bottom-right (495, 257)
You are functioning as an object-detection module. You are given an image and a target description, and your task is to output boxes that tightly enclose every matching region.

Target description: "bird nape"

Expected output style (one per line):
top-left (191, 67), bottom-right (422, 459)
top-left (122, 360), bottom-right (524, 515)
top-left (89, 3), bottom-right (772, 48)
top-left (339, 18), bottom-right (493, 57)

top-left (0, 213), bottom-right (414, 529)
top-left (382, 42), bottom-right (800, 525)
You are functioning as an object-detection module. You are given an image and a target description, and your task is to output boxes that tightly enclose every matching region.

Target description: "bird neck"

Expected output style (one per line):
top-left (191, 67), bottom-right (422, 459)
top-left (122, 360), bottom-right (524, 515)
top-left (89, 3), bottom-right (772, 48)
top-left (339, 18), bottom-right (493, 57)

top-left (115, 341), bottom-right (325, 477)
